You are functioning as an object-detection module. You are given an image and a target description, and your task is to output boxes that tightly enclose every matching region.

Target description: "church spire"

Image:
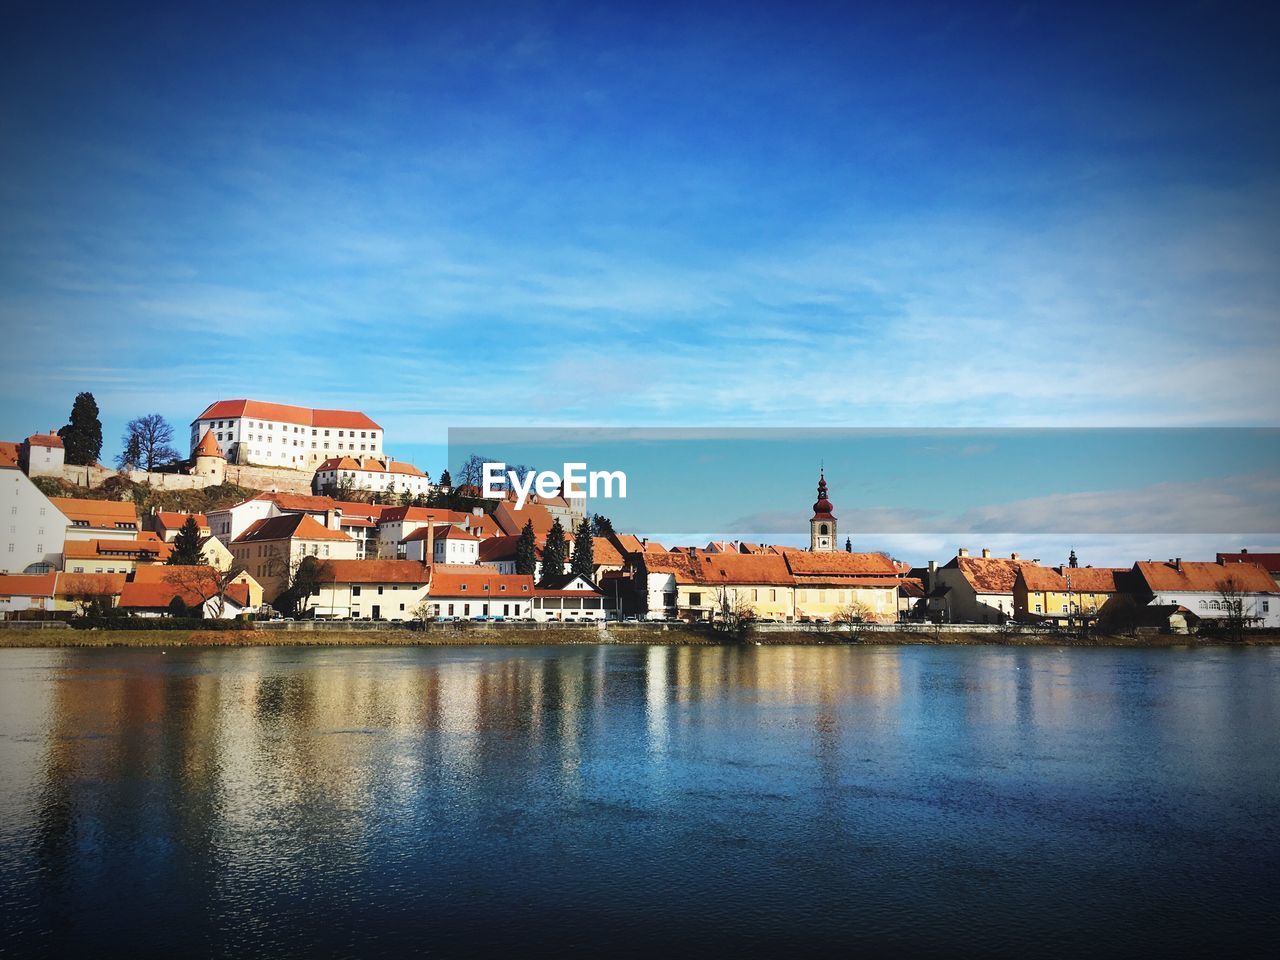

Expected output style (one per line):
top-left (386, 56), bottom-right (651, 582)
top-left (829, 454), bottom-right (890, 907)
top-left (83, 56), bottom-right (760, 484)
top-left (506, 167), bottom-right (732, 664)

top-left (809, 466), bottom-right (836, 552)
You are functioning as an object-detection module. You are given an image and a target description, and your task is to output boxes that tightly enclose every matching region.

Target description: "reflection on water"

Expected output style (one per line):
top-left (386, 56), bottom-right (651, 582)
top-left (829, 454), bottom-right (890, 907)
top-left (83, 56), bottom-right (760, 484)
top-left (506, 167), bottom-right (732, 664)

top-left (1, 645), bottom-right (1277, 958)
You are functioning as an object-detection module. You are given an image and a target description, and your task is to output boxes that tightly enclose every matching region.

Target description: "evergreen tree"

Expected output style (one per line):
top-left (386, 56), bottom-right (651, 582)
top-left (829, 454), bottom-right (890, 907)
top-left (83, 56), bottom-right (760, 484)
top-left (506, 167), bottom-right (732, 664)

top-left (168, 515), bottom-right (205, 566)
top-left (541, 519), bottom-right (566, 582)
top-left (590, 513), bottom-right (615, 536)
top-left (438, 469), bottom-right (452, 489)
top-left (571, 518), bottom-right (595, 580)
top-left (116, 434), bottom-right (142, 471)
top-left (515, 520), bottom-right (538, 577)
top-left (58, 392), bottom-right (103, 466)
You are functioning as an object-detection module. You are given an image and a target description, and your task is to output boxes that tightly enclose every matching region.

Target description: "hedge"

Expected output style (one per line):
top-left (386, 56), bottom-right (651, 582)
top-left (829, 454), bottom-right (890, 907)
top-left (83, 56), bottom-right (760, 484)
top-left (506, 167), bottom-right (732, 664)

top-left (69, 617), bottom-right (257, 631)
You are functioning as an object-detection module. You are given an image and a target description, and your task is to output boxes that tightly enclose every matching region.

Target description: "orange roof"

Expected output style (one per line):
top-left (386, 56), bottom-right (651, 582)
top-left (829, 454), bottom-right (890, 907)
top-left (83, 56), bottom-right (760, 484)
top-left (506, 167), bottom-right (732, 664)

top-left (591, 537), bottom-right (624, 567)
top-left (0, 441), bottom-right (19, 468)
top-left (49, 497), bottom-right (139, 529)
top-left (785, 552), bottom-right (900, 578)
top-left (318, 559), bottom-right (431, 584)
top-left (691, 552), bottom-right (794, 586)
top-left (1135, 560), bottom-right (1276, 594)
top-left (492, 501), bottom-right (556, 541)
top-left (195, 399), bottom-right (381, 431)
top-left (402, 524), bottom-right (480, 543)
top-left (63, 538), bottom-right (173, 561)
top-left (429, 568), bottom-right (535, 596)
top-left (378, 506), bottom-right (469, 525)
top-left (316, 456), bottom-right (426, 477)
top-left (193, 430), bottom-right (224, 458)
top-left (947, 556), bottom-right (1036, 595)
top-left (252, 491), bottom-right (340, 513)
top-left (26, 432), bottom-right (63, 449)
top-left (466, 514), bottom-right (501, 539)
top-left (234, 514), bottom-right (352, 543)
top-left (55, 572), bottom-right (128, 598)
top-left (1018, 565), bottom-right (1126, 593)
top-left (155, 512), bottom-right (210, 534)
top-left (0, 572), bottom-right (57, 598)
top-left (1217, 552), bottom-right (1280, 575)
top-left (477, 536), bottom-right (542, 563)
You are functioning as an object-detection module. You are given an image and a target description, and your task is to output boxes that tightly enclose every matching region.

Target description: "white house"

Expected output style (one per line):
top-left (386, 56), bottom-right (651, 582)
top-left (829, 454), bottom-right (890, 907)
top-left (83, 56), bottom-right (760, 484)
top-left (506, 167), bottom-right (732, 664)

top-left (1, 469), bottom-right (69, 574)
top-left (926, 549), bottom-right (1033, 623)
top-left (533, 574), bottom-right (609, 621)
top-left (401, 524), bottom-right (480, 565)
top-left (0, 572), bottom-right (58, 616)
top-left (428, 568), bottom-right (535, 620)
top-left (49, 497), bottom-right (142, 544)
top-left (190, 399), bottom-right (384, 470)
top-left (301, 559), bottom-right (432, 620)
top-left (314, 456), bottom-right (431, 499)
top-left (19, 433), bottom-right (65, 478)
top-left (1133, 559), bottom-right (1280, 628)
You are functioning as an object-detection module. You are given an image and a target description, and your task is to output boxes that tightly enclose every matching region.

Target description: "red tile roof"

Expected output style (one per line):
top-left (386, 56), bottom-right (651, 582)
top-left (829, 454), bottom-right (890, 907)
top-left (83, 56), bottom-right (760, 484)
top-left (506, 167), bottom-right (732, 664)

top-left (402, 524), bottom-right (480, 543)
top-left (0, 441), bottom-right (20, 468)
top-left (49, 497), bottom-right (139, 529)
top-left (429, 568), bottom-right (535, 596)
top-left (492, 501), bottom-right (557, 541)
top-left (1135, 560), bottom-right (1276, 594)
top-left (477, 536), bottom-right (542, 563)
top-left (26, 433), bottom-right (63, 449)
top-left (591, 537), bottom-right (624, 567)
top-left (947, 556), bottom-right (1036, 595)
top-left (1017, 565), bottom-right (1126, 593)
top-left (317, 560), bottom-right (431, 584)
top-left (377, 506), bottom-right (469, 525)
top-left (193, 430), bottom-right (224, 458)
top-left (194, 399), bottom-right (381, 431)
top-left (234, 514), bottom-right (352, 543)
top-left (156, 512), bottom-right (210, 535)
top-left (63, 538), bottom-right (173, 561)
top-left (785, 552), bottom-right (900, 578)
top-left (119, 565), bottom-right (242, 610)
top-left (0, 572), bottom-right (58, 598)
top-left (1217, 552), bottom-right (1280, 575)
top-left (252, 491), bottom-right (339, 513)
top-left (316, 456), bottom-right (426, 477)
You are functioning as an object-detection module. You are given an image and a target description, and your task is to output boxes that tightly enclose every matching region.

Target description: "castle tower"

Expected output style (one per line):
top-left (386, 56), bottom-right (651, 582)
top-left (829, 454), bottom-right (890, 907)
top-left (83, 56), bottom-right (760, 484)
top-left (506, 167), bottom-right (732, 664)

top-left (809, 469), bottom-right (836, 552)
top-left (192, 429), bottom-right (226, 484)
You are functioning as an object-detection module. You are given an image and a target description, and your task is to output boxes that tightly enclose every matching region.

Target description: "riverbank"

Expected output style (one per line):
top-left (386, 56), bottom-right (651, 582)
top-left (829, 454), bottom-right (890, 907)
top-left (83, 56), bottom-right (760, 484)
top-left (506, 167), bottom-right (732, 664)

top-left (1, 622), bottom-right (1275, 647)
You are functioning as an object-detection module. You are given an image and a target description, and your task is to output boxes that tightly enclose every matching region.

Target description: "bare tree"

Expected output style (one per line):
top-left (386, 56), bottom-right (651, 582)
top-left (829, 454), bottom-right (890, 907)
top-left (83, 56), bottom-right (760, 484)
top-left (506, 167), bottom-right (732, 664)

top-left (1216, 574), bottom-right (1259, 643)
top-left (163, 563), bottom-right (251, 619)
top-left (66, 573), bottom-right (122, 617)
top-left (121, 414), bottom-right (181, 471)
top-left (834, 599), bottom-right (878, 625)
top-left (714, 586), bottom-right (756, 635)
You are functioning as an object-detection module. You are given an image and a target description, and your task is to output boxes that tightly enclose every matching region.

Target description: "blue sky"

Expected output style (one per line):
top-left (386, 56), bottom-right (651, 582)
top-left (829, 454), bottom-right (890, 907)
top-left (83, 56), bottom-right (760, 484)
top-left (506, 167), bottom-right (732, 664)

top-left (1, 1), bottom-right (1278, 504)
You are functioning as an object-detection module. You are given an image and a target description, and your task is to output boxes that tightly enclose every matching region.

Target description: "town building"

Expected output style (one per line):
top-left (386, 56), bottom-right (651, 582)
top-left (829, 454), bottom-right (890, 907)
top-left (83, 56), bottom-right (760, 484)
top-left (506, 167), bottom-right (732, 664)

top-left (118, 565), bottom-right (256, 619)
top-left (154, 512), bottom-right (210, 541)
top-left (427, 568), bottom-right (535, 620)
top-left (533, 573), bottom-right (608, 621)
top-left (810, 469), bottom-right (837, 552)
top-left (19, 433), bottom-right (65, 478)
top-left (1217, 550), bottom-right (1280, 590)
top-left (375, 505), bottom-right (474, 559)
top-left (54, 572), bottom-right (128, 614)
top-left (191, 430), bottom-right (226, 483)
top-left (926, 549), bottom-right (1035, 623)
top-left (63, 535), bottom-right (173, 573)
top-left (229, 513), bottom-right (359, 601)
top-left (50, 497), bottom-right (141, 542)
top-left (302, 559), bottom-right (432, 620)
top-left (1013, 564), bottom-right (1130, 624)
top-left (190, 399), bottom-right (384, 470)
top-left (314, 456), bottom-right (431, 499)
top-left (1131, 559), bottom-right (1280, 628)
top-left (1, 468), bottom-right (68, 574)
top-left (0, 572), bottom-right (58, 616)
top-left (785, 551), bottom-right (902, 623)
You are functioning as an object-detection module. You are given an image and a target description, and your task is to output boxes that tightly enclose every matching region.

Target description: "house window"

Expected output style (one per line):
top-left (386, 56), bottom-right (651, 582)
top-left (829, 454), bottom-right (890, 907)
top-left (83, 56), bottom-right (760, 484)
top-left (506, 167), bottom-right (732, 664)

top-left (689, 592), bottom-right (702, 606)
top-left (353, 585), bottom-right (361, 596)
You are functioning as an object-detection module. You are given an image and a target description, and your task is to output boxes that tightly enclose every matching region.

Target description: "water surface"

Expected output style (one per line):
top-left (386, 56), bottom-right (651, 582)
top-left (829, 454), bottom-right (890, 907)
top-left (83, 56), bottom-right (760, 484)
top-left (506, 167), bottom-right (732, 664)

top-left (1, 644), bottom-right (1276, 958)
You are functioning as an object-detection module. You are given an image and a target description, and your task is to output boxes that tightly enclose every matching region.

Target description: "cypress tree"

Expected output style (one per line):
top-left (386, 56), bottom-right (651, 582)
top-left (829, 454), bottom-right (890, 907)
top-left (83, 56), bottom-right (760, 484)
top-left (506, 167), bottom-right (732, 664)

top-left (571, 518), bottom-right (594, 580)
top-left (515, 520), bottom-right (538, 577)
top-left (58, 392), bottom-right (103, 466)
top-left (541, 519), bottom-right (566, 582)
top-left (168, 515), bottom-right (205, 565)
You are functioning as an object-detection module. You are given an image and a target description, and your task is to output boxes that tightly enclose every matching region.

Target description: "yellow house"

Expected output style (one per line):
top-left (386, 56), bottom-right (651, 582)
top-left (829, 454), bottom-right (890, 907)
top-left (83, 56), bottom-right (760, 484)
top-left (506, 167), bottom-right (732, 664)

top-left (62, 535), bottom-right (173, 574)
top-left (784, 552), bottom-right (902, 623)
top-left (1014, 565), bottom-right (1127, 623)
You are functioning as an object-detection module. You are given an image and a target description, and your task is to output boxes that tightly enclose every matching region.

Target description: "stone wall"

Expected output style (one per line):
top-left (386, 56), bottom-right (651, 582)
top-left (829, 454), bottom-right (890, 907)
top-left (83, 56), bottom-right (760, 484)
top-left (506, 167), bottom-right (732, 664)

top-left (59, 462), bottom-right (314, 495)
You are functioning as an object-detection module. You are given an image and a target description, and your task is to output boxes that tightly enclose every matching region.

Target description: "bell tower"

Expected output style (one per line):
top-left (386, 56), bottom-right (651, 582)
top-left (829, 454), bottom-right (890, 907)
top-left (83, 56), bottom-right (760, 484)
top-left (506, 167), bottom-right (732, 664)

top-left (809, 468), bottom-right (836, 552)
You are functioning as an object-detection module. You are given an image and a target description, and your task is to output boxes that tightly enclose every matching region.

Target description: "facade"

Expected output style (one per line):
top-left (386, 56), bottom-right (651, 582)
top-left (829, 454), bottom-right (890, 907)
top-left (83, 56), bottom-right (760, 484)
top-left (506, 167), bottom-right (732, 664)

top-left (786, 551), bottom-right (902, 623)
top-left (1, 469), bottom-right (68, 574)
top-left (401, 524), bottom-right (480, 565)
top-left (428, 568), bottom-right (535, 619)
top-left (119, 565), bottom-right (255, 618)
top-left (1132, 559), bottom-right (1280, 628)
top-left (302, 560), bottom-right (432, 620)
top-left (54, 572), bottom-right (128, 614)
top-left (229, 513), bottom-right (359, 601)
top-left (19, 433), bottom-right (65, 478)
top-left (375, 506), bottom-right (472, 559)
top-left (1217, 550), bottom-right (1280, 590)
top-left (314, 457), bottom-right (431, 499)
top-left (533, 573), bottom-right (609, 621)
top-left (154, 512), bottom-right (210, 541)
top-left (190, 399), bottom-right (384, 470)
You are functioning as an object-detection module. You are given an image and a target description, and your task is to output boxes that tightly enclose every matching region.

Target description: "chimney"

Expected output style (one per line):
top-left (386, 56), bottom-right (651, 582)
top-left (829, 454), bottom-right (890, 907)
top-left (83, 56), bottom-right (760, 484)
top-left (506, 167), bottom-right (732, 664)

top-left (1242, 548), bottom-right (1249, 555)
top-left (928, 560), bottom-right (937, 573)
top-left (1011, 552), bottom-right (1021, 561)
top-left (427, 522), bottom-right (435, 565)
top-left (325, 508), bottom-right (339, 531)
top-left (981, 548), bottom-right (991, 559)
top-left (1175, 557), bottom-right (1182, 571)
top-left (958, 547), bottom-right (969, 558)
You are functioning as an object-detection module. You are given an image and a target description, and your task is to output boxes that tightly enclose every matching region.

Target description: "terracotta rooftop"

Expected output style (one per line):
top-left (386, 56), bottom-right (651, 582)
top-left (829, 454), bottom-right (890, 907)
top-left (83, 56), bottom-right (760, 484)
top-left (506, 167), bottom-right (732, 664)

top-left (49, 497), bottom-right (139, 529)
top-left (55, 572), bottom-right (128, 598)
top-left (155, 512), bottom-right (210, 534)
top-left (0, 441), bottom-right (20, 468)
top-left (492, 501), bottom-right (556, 541)
top-left (26, 433), bottom-right (63, 449)
top-left (1217, 552), bottom-right (1280, 575)
top-left (120, 566), bottom-right (250, 610)
top-left (317, 559), bottom-right (431, 584)
top-left (63, 538), bottom-right (174, 561)
top-left (1017, 565), bottom-right (1127, 593)
top-left (402, 524), bottom-right (480, 543)
top-left (195, 399), bottom-right (382, 431)
top-left (193, 430), bottom-right (224, 458)
top-left (1135, 560), bottom-right (1276, 594)
top-left (785, 552), bottom-right (901, 578)
top-left (0, 572), bottom-right (58, 598)
top-left (946, 555), bottom-right (1037, 594)
top-left (429, 568), bottom-right (535, 596)
top-left (233, 514), bottom-right (352, 543)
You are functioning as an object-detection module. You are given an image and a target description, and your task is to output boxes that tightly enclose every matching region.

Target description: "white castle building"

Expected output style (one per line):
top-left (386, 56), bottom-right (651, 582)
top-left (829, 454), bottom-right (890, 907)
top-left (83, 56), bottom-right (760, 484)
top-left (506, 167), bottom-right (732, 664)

top-left (190, 399), bottom-right (383, 470)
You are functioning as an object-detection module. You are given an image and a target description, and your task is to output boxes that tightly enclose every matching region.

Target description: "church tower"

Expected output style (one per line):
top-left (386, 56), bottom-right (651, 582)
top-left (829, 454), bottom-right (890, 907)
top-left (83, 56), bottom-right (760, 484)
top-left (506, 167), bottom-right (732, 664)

top-left (809, 469), bottom-right (836, 552)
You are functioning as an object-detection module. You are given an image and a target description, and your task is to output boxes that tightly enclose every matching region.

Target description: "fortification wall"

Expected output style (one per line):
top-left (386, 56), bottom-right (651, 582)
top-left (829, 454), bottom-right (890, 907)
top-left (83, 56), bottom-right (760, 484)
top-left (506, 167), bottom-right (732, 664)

top-left (59, 463), bottom-right (314, 494)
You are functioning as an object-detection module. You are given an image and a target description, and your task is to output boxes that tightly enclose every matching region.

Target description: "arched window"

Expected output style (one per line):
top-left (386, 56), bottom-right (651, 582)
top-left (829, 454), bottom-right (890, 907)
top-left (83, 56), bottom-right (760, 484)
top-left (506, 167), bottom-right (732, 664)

top-left (1198, 600), bottom-right (1207, 610)
top-left (819, 524), bottom-right (828, 535)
